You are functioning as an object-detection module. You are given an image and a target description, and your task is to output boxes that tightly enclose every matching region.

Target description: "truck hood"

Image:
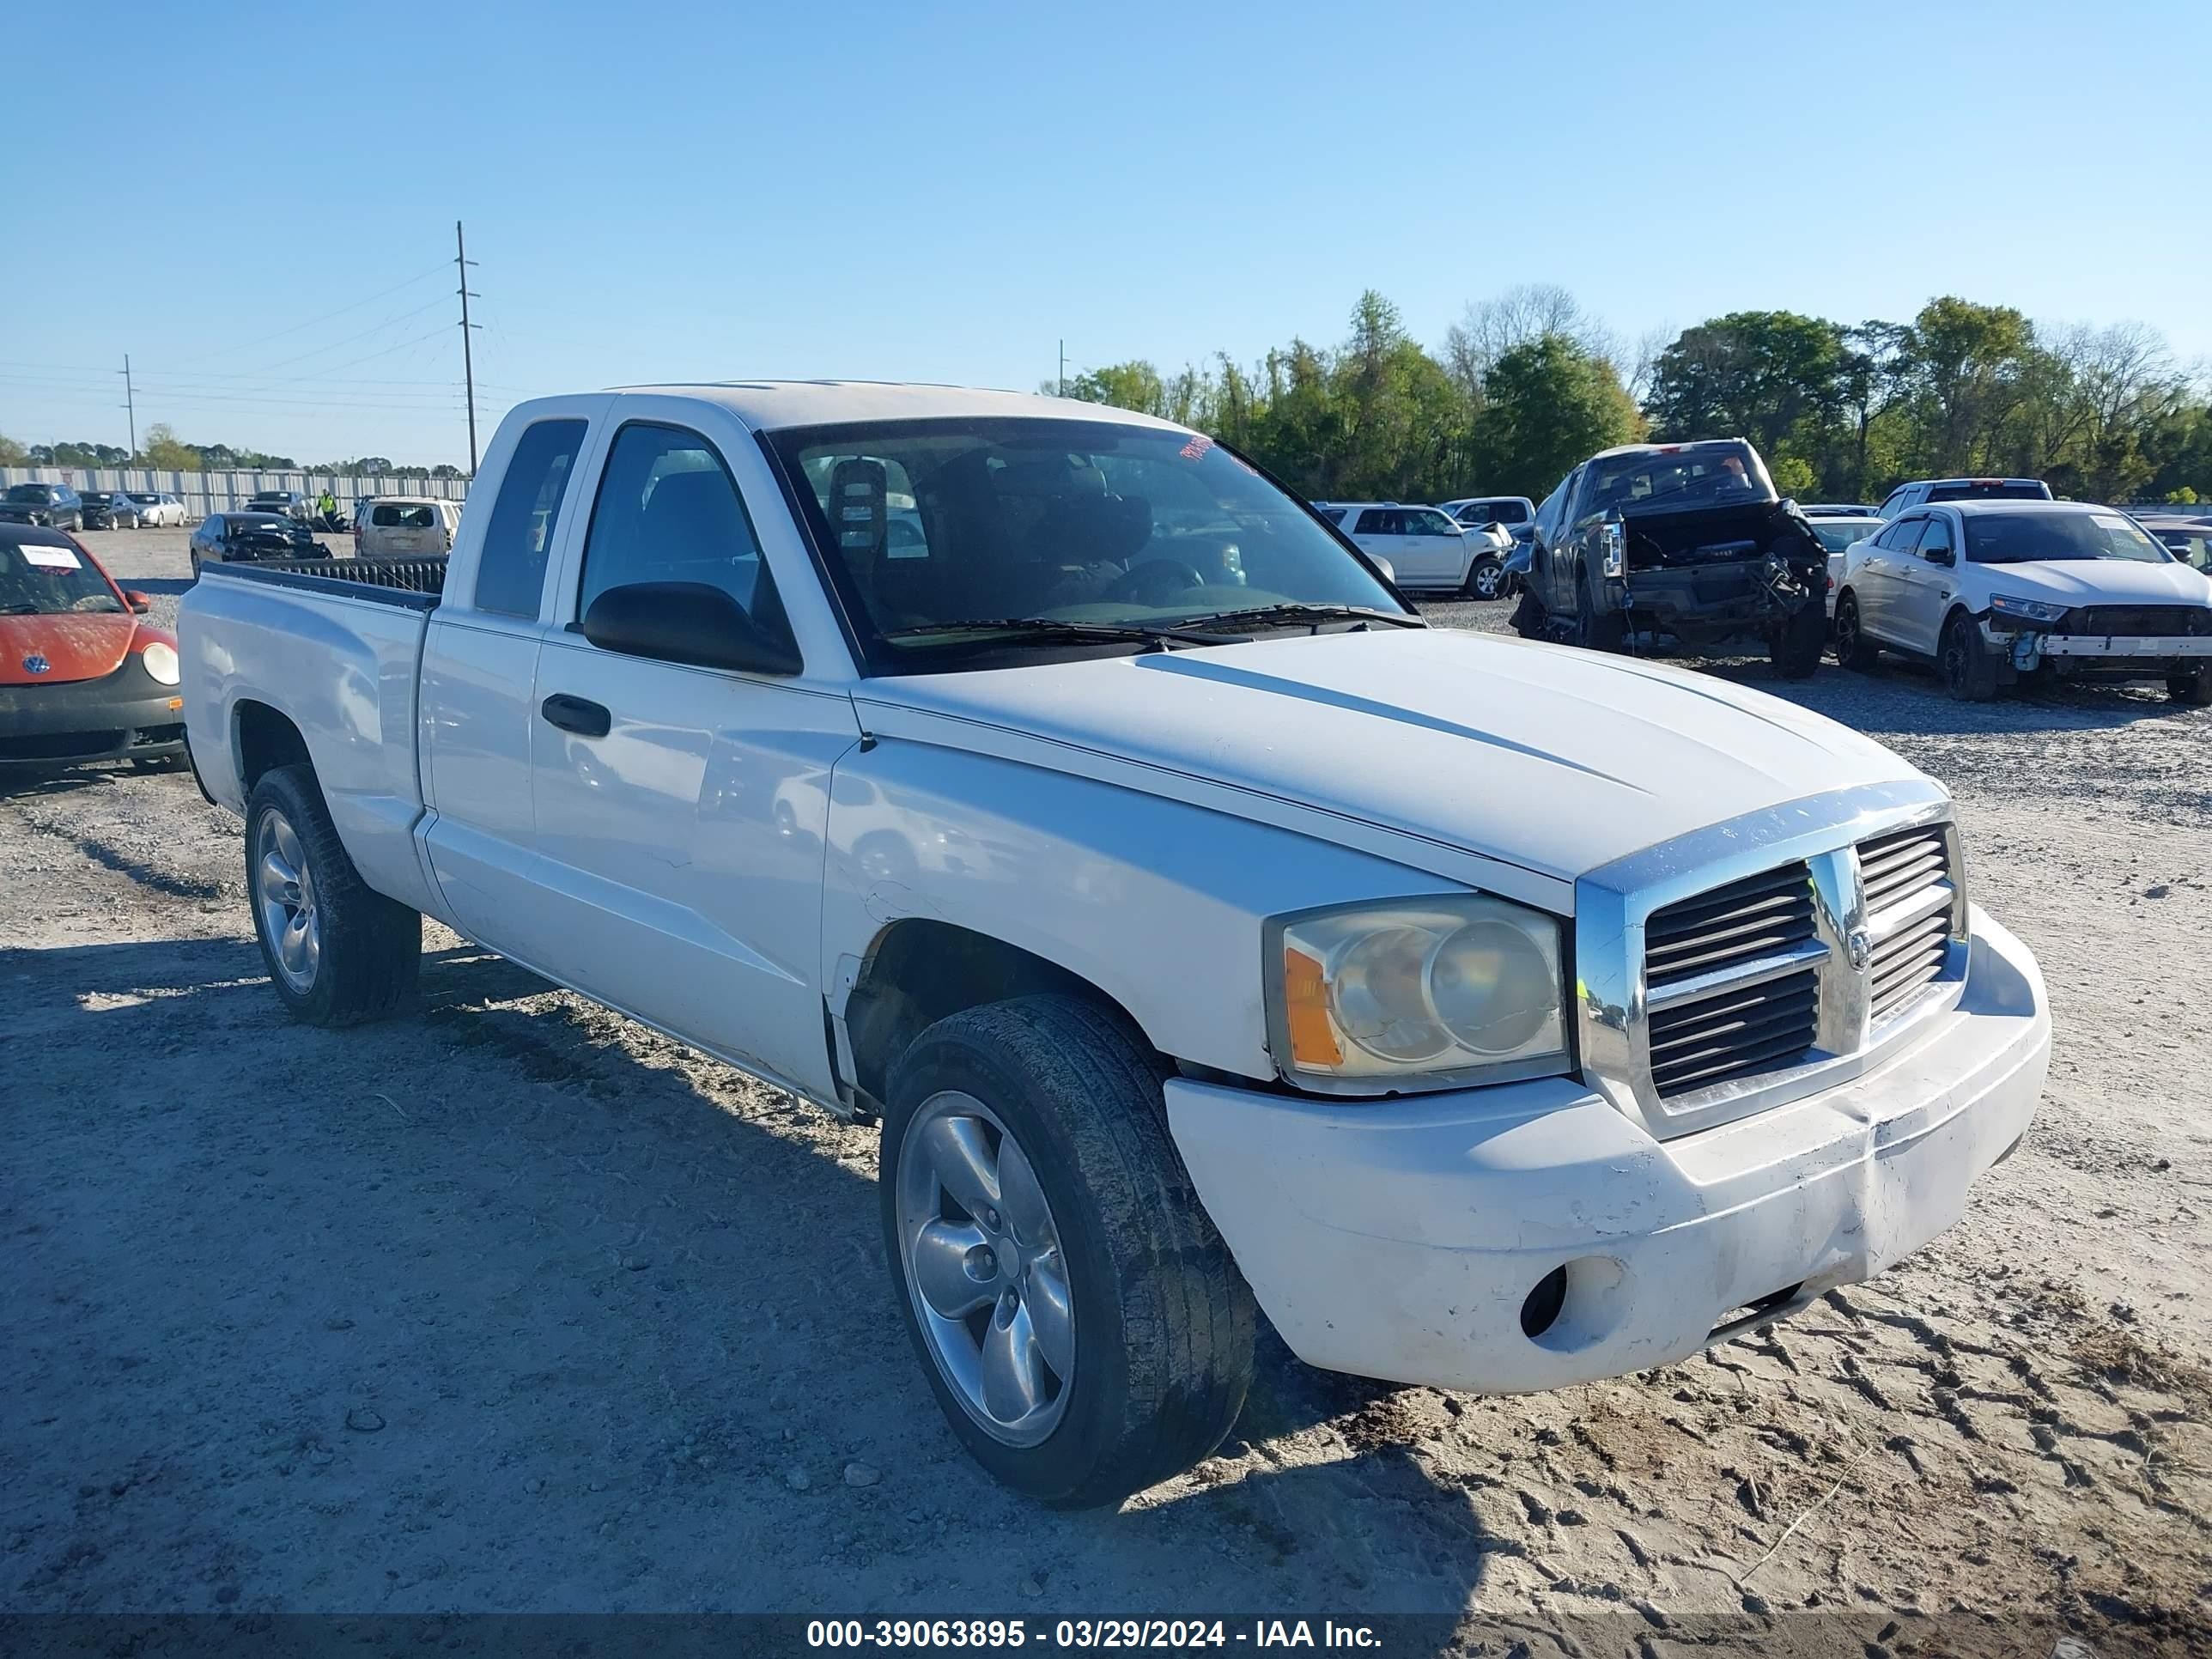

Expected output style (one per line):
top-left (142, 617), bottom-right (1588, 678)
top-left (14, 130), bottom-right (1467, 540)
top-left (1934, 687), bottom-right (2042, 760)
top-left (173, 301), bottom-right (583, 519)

top-left (1972, 559), bottom-right (2212, 607)
top-left (856, 628), bottom-right (1924, 886)
top-left (0, 611), bottom-right (138, 685)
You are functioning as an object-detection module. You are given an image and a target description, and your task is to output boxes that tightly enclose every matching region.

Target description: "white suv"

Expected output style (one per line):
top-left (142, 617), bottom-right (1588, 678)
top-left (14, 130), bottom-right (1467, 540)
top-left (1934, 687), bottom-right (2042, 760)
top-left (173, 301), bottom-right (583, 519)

top-left (1875, 477), bottom-right (2051, 519)
top-left (1832, 500), bottom-right (2212, 702)
top-left (1316, 501), bottom-right (1510, 596)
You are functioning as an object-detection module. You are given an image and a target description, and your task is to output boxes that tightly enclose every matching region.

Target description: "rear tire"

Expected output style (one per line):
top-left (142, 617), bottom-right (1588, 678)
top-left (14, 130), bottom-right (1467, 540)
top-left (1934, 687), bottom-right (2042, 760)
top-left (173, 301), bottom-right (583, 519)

top-left (244, 763), bottom-right (420, 1026)
top-left (2168, 671), bottom-right (2212, 707)
top-left (880, 994), bottom-right (1255, 1508)
top-left (1770, 599), bottom-right (1825, 679)
top-left (1576, 574), bottom-right (1626, 653)
top-left (1833, 591), bottom-right (1881, 670)
top-left (1940, 612), bottom-right (1999, 702)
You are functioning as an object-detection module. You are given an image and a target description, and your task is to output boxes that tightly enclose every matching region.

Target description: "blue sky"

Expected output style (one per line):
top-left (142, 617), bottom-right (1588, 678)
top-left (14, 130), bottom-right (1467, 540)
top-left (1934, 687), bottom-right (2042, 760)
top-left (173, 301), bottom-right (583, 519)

top-left (7, 0), bottom-right (2208, 467)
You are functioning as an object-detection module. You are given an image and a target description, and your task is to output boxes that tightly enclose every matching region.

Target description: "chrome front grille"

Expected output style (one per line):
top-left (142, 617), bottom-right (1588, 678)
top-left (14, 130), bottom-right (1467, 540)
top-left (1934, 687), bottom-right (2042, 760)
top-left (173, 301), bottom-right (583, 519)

top-left (1644, 863), bottom-right (1821, 1098)
top-left (1859, 825), bottom-right (1958, 1023)
top-left (1574, 783), bottom-right (1972, 1140)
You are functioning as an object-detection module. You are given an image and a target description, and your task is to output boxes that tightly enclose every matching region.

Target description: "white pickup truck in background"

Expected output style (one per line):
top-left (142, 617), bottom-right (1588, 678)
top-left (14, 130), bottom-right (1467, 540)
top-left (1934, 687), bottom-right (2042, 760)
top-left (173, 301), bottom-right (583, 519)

top-left (178, 382), bottom-right (2051, 1506)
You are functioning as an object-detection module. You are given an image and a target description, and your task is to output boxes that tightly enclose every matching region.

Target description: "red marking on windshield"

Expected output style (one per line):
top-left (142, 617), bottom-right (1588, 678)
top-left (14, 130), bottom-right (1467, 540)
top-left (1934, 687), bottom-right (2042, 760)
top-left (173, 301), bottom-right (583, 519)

top-left (1180, 434), bottom-right (1215, 462)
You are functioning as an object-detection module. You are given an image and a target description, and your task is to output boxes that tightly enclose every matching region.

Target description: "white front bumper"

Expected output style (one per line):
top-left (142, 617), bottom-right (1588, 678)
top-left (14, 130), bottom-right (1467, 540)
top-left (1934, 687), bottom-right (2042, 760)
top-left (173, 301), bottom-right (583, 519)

top-left (1166, 906), bottom-right (2049, 1394)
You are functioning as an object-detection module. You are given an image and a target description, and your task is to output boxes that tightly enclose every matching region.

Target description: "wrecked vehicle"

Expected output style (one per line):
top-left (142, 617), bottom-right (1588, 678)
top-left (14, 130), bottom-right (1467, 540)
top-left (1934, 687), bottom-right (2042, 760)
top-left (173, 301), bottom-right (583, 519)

top-left (1512, 439), bottom-right (1829, 676)
top-left (178, 383), bottom-right (2051, 1507)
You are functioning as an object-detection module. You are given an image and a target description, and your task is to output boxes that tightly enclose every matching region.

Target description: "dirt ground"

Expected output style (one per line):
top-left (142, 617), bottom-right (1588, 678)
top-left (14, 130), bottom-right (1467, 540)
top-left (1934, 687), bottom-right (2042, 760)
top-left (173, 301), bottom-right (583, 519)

top-left (4, 532), bottom-right (2209, 1652)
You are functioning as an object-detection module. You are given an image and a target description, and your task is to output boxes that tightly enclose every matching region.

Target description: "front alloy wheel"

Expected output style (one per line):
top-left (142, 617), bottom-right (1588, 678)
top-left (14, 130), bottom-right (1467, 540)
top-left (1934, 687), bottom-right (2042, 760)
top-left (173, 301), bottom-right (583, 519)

top-left (895, 1091), bottom-right (1075, 1447)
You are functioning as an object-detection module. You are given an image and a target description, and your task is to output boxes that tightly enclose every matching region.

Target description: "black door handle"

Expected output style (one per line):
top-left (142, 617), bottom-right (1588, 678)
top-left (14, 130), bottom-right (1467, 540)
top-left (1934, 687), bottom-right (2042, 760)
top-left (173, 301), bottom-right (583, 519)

top-left (540, 693), bottom-right (611, 738)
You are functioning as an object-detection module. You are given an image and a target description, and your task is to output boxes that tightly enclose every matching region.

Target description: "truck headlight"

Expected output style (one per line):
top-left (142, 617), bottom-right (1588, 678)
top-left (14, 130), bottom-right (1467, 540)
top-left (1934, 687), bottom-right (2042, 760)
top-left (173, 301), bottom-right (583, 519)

top-left (1267, 896), bottom-right (1570, 1090)
top-left (1601, 519), bottom-right (1626, 579)
top-left (139, 641), bottom-right (181, 685)
top-left (1987, 593), bottom-right (2068, 629)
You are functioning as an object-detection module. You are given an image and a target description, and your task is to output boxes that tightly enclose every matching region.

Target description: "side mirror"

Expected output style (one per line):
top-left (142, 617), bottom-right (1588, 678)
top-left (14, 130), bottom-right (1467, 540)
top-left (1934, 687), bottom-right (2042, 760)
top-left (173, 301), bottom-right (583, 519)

top-left (125, 591), bottom-right (151, 613)
top-left (1368, 554), bottom-right (1396, 585)
top-left (1926, 546), bottom-right (1956, 568)
top-left (580, 580), bottom-right (803, 677)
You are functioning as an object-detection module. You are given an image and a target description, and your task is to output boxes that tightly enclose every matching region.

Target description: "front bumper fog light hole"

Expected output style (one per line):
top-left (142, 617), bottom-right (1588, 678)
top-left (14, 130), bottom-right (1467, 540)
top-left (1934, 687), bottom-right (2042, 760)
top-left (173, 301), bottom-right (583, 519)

top-left (1520, 1266), bottom-right (1568, 1340)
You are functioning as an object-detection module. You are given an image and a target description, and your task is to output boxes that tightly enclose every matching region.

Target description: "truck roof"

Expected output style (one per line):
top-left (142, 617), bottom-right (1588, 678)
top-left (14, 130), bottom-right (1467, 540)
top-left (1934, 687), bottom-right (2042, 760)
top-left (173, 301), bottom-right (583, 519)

top-left (596, 380), bottom-right (1184, 434)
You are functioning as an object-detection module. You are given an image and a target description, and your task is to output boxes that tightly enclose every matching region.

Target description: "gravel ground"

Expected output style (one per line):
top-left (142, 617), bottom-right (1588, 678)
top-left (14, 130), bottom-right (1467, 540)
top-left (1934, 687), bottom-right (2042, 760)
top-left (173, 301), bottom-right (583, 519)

top-left (3, 535), bottom-right (2208, 1650)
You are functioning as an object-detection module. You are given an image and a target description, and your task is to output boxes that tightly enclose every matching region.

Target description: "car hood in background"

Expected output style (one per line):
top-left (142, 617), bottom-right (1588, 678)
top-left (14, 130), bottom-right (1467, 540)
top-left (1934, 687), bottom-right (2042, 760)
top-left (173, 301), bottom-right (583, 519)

top-left (0, 612), bottom-right (139, 685)
top-left (857, 628), bottom-right (1924, 888)
top-left (1972, 559), bottom-right (2212, 608)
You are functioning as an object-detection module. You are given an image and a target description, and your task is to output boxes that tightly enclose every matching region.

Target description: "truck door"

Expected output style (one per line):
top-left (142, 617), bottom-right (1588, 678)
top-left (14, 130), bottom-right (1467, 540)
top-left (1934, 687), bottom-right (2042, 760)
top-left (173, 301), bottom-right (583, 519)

top-left (1401, 507), bottom-right (1472, 588)
top-left (419, 410), bottom-right (599, 952)
top-left (526, 416), bottom-right (860, 1099)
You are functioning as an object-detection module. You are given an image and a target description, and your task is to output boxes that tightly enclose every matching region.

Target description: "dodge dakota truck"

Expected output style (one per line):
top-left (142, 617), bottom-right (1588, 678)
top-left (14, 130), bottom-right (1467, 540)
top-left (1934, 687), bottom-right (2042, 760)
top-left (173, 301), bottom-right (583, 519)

top-left (178, 383), bottom-right (2051, 1506)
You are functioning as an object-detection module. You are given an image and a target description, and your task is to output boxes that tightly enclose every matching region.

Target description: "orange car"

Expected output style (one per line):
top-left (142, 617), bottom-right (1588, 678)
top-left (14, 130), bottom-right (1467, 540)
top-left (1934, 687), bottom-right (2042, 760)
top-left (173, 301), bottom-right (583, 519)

top-left (0, 524), bottom-right (185, 769)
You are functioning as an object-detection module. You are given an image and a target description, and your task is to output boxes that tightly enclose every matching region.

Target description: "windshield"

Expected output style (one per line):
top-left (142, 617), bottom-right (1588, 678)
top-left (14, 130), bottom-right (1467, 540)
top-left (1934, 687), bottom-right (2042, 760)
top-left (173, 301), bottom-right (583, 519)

top-left (128, 494), bottom-right (161, 505)
top-left (1813, 520), bottom-right (1879, 554)
top-left (1584, 441), bottom-right (1775, 514)
top-left (5, 485), bottom-right (55, 503)
top-left (81, 493), bottom-right (113, 506)
top-left (1462, 500), bottom-right (1528, 525)
top-left (0, 538), bottom-right (123, 614)
top-left (1965, 511), bottom-right (2172, 565)
top-left (769, 417), bottom-right (1407, 669)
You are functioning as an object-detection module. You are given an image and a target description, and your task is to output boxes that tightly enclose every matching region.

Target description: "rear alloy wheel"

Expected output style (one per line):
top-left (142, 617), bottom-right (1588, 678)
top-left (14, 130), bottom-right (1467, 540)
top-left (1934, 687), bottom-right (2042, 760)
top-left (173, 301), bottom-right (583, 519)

top-left (882, 995), bottom-right (1255, 1507)
top-left (1462, 556), bottom-right (1504, 601)
top-left (1940, 613), bottom-right (1999, 702)
top-left (246, 764), bottom-right (421, 1025)
top-left (2168, 671), bottom-right (2212, 707)
top-left (1833, 592), bottom-right (1880, 670)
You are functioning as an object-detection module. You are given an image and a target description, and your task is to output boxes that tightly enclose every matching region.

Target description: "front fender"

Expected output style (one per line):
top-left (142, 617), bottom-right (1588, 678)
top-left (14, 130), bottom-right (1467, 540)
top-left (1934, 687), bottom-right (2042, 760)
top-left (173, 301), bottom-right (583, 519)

top-left (820, 739), bottom-right (1456, 1082)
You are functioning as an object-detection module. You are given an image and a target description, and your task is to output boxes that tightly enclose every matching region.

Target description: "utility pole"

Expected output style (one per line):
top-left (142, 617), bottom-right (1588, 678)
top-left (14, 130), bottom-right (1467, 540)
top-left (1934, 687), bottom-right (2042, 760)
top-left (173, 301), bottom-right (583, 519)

top-left (455, 220), bottom-right (481, 474)
top-left (119, 355), bottom-right (137, 457)
top-left (1057, 339), bottom-right (1066, 398)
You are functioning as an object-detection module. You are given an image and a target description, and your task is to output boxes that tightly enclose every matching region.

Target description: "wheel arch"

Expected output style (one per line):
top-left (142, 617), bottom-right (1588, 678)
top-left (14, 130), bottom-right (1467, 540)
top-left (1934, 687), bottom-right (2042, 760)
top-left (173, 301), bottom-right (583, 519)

top-left (233, 699), bottom-right (313, 796)
top-left (842, 918), bottom-right (1152, 1111)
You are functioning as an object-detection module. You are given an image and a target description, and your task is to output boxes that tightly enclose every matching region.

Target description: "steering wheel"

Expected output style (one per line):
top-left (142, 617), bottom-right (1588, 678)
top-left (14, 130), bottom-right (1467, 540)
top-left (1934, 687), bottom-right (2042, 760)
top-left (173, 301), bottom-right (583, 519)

top-left (1104, 558), bottom-right (1207, 605)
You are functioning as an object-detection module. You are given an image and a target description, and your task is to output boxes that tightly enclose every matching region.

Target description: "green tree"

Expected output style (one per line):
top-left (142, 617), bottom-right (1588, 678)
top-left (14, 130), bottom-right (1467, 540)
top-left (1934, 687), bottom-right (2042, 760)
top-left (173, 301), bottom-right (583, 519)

top-left (1472, 333), bottom-right (1643, 501)
top-left (142, 423), bottom-right (199, 470)
top-left (0, 433), bottom-right (27, 465)
top-left (1646, 311), bottom-right (1847, 459)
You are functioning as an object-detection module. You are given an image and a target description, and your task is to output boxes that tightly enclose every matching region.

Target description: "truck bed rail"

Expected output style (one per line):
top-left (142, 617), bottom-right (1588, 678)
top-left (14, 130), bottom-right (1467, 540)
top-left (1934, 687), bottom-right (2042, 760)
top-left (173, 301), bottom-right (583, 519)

top-left (198, 555), bottom-right (447, 609)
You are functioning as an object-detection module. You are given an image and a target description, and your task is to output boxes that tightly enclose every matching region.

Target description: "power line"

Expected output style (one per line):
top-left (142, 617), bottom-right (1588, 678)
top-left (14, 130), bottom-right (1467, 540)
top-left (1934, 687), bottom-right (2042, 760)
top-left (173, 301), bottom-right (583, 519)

top-left (157, 258), bottom-right (453, 368)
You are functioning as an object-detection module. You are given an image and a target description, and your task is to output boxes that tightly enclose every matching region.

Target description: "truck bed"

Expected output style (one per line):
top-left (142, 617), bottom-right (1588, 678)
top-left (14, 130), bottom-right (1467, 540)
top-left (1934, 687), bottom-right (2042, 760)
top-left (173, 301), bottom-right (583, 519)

top-left (203, 554), bottom-right (448, 605)
top-left (179, 556), bottom-right (448, 919)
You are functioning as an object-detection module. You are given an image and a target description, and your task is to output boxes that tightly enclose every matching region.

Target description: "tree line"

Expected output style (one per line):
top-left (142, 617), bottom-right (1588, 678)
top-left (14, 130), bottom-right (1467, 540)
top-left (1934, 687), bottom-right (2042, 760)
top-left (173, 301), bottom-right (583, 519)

top-left (0, 424), bottom-right (466, 479)
top-left (1054, 287), bottom-right (2212, 509)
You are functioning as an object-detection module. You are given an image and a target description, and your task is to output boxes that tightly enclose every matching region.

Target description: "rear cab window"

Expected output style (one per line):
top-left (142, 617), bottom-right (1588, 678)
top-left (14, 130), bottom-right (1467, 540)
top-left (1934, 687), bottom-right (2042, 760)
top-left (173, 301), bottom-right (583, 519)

top-left (473, 419), bottom-right (587, 617)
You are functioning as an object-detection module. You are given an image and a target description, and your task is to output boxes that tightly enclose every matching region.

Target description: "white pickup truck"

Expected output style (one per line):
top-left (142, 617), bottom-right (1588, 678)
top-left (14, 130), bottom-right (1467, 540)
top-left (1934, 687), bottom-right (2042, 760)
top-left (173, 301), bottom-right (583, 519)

top-left (179, 382), bottom-right (2051, 1507)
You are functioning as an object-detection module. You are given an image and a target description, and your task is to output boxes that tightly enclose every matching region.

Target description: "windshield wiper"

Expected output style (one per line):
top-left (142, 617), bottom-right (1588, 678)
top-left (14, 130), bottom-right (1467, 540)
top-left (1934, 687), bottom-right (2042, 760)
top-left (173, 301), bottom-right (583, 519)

top-left (1, 602), bottom-right (43, 615)
top-left (1180, 603), bottom-right (1425, 634)
top-left (881, 617), bottom-right (1241, 650)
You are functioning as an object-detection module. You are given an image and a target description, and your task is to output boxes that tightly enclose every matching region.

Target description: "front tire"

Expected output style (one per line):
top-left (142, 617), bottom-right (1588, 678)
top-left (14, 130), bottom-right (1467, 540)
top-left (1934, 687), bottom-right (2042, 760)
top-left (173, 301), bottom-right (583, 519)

top-left (245, 764), bottom-right (420, 1025)
top-left (1940, 612), bottom-right (1999, 702)
top-left (2168, 671), bottom-right (2212, 706)
top-left (881, 995), bottom-right (1255, 1507)
top-left (1462, 556), bottom-right (1504, 601)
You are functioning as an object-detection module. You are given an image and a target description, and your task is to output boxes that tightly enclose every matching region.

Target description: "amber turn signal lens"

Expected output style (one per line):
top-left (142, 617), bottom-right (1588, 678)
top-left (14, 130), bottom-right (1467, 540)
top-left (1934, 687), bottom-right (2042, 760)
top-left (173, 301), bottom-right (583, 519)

top-left (1282, 946), bottom-right (1342, 1067)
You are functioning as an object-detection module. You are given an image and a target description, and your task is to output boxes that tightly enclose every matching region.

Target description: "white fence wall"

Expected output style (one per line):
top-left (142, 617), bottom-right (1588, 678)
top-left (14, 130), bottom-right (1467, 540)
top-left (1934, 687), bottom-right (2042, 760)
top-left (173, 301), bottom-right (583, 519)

top-left (1, 466), bottom-right (470, 520)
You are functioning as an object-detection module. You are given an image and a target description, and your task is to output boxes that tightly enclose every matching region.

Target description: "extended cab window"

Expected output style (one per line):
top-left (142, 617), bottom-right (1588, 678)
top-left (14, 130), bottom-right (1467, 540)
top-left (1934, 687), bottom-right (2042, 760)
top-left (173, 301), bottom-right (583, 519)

top-left (577, 422), bottom-right (791, 637)
top-left (474, 418), bottom-right (586, 617)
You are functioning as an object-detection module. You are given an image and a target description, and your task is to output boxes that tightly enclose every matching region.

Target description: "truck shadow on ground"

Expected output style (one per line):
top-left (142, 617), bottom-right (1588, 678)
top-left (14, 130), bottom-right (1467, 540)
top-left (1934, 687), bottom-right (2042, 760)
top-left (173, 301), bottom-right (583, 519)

top-left (3, 935), bottom-right (1500, 1625)
top-left (1688, 656), bottom-right (2203, 736)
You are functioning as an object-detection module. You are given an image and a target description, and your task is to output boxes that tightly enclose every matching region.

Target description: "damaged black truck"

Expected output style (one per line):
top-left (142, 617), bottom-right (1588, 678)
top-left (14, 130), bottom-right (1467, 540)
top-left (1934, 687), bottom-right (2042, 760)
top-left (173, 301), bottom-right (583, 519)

top-left (1510, 439), bottom-right (1827, 676)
